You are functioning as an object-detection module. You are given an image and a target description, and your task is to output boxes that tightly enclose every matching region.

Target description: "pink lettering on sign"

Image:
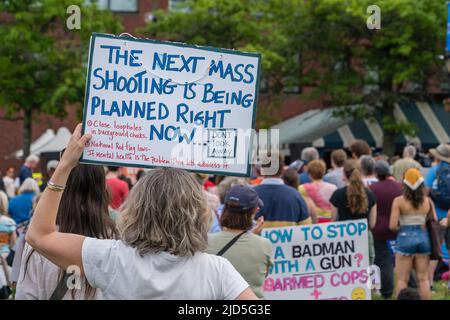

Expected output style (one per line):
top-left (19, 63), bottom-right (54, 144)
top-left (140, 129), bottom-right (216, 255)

top-left (330, 269), bottom-right (368, 287)
top-left (264, 275), bottom-right (325, 292)
top-left (310, 289), bottom-right (322, 300)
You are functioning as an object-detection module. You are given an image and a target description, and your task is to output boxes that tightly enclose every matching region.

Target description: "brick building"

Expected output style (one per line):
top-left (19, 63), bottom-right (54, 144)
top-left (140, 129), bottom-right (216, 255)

top-left (0, 0), bottom-right (311, 173)
top-left (0, 1), bottom-right (165, 173)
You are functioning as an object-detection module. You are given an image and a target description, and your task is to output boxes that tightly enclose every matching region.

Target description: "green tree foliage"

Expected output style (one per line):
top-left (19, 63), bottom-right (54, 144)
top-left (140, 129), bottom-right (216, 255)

top-left (0, 0), bottom-right (122, 158)
top-left (141, 0), bottom-right (446, 154)
top-left (138, 0), bottom-right (290, 128)
top-left (296, 0), bottom-right (446, 154)
top-left (2, 0), bottom-right (445, 156)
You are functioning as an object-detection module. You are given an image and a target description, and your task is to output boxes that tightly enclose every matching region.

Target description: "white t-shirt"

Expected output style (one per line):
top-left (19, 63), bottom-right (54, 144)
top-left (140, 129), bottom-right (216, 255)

top-left (82, 237), bottom-right (249, 300)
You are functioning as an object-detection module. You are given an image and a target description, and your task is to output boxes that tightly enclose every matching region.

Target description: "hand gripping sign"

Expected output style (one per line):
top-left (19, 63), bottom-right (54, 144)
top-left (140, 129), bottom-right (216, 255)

top-left (80, 33), bottom-right (261, 176)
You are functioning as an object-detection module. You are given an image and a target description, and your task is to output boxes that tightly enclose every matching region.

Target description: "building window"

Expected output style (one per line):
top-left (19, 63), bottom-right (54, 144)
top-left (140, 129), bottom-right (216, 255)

top-left (86, 0), bottom-right (139, 13)
top-left (169, 0), bottom-right (187, 11)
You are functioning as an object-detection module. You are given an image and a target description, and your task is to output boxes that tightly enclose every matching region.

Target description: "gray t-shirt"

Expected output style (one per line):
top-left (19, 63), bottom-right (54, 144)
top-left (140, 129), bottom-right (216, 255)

top-left (207, 231), bottom-right (273, 298)
top-left (82, 237), bottom-right (249, 300)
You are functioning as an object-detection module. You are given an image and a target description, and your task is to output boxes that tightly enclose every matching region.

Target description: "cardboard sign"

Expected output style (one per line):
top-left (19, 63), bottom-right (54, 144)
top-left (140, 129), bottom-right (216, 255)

top-left (80, 33), bottom-right (261, 176)
top-left (262, 220), bottom-right (371, 300)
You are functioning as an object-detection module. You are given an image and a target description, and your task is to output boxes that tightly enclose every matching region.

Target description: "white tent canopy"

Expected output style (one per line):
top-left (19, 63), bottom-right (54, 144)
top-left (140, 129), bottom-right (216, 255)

top-left (33, 127), bottom-right (71, 154)
top-left (270, 105), bottom-right (364, 145)
top-left (14, 129), bottom-right (55, 159)
top-left (14, 127), bottom-right (71, 159)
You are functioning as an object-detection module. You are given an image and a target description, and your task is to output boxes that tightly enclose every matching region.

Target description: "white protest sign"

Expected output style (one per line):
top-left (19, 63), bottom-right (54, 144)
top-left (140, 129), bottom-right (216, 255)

top-left (80, 33), bottom-right (261, 176)
top-left (262, 220), bottom-right (371, 300)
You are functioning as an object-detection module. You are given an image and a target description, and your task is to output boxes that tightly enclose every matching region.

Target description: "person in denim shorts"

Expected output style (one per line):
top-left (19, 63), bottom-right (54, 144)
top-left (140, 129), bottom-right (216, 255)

top-left (390, 168), bottom-right (438, 300)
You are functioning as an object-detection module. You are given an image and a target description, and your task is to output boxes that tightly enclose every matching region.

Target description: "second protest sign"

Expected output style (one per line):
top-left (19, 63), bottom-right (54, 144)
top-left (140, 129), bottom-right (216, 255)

top-left (262, 219), bottom-right (371, 300)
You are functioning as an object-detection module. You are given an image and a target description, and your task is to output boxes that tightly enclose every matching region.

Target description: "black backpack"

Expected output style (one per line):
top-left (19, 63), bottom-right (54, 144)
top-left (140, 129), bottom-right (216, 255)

top-left (431, 165), bottom-right (450, 210)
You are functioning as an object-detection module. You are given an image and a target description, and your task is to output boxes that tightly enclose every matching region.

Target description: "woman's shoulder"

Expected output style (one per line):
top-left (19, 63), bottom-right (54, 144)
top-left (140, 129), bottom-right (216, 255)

top-left (330, 186), bottom-right (347, 198)
top-left (322, 181), bottom-right (337, 190)
top-left (392, 195), bottom-right (404, 204)
top-left (207, 231), bottom-right (230, 242)
top-left (246, 232), bottom-right (271, 245)
top-left (83, 237), bottom-right (122, 252)
top-left (194, 251), bottom-right (234, 270)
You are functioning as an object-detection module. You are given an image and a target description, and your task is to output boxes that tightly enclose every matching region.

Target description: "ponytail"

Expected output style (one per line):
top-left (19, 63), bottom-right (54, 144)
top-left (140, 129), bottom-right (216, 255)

top-left (344, 160), bottom-right (368, 214)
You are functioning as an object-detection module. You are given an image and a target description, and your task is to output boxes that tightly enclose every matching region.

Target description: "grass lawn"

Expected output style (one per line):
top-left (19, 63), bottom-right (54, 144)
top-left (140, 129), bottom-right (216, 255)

top-left (372, 281), bottom-right (450, 300)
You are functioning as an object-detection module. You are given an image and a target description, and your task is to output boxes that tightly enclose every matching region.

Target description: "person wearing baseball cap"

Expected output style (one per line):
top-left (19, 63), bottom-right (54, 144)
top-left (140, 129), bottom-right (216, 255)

top-left (390, 168), bottom-right (438, 300)
top-left (207, 185), bottom-right (273, 299)
top-left (369, 160), bottom-right (403, 299)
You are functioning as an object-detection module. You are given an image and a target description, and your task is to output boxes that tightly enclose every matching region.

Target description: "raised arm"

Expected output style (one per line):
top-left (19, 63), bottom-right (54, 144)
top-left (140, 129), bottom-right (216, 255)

top-left (25, 124), bottom-right (92, 273)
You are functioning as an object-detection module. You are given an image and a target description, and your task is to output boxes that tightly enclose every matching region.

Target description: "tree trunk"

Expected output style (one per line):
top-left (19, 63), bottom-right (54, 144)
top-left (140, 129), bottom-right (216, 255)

top-left (382, 101), bottom-right (396, 157)
top-left (383, 128), bottom-right (396, 157)
top-left (22, 108), bottom-right (32, 160)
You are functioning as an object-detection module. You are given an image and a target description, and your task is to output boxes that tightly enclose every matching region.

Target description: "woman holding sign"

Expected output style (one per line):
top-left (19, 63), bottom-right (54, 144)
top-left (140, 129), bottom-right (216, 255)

top-left (24, 124), bottom-right (256, 300)
top-left (389, 168), bottom-right (437, 300)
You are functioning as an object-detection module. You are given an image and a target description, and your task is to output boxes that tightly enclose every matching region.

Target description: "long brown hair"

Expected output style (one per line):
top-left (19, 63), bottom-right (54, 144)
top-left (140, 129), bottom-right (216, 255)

top-left (24, 164), bottom-right (118, 299)
top-left (344, 159), bottom-right (368, 214)
top-left (403, 184), bottom-right (426, 209)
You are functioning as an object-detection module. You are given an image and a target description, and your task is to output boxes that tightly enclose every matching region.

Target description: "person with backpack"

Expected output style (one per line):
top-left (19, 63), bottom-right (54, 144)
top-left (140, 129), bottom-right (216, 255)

top-left (425, 143), bottom-right (450, 289)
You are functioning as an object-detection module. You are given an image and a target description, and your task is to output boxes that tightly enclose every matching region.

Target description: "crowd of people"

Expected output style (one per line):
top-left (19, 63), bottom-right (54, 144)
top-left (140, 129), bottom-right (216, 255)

top-left (0, 124), bottom-right (449, 300)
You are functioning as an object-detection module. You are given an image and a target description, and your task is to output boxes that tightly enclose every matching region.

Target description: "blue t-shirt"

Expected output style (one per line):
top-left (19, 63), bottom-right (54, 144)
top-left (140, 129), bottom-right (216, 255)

top-left (298, 171), bottom-right (311, 185)
top-left (255, 181), bottom-right (309, 228)
top-left (8, 192), bottom-right (35, 224)
top-left (425, 161), bottom-right (449, 219)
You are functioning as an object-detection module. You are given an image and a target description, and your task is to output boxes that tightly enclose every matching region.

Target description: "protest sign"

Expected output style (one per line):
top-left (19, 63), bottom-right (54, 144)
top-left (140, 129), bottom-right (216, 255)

top-left (80, 33), bottom-right (261, 176)
top-left (262, 219), bottom-right (371, 300)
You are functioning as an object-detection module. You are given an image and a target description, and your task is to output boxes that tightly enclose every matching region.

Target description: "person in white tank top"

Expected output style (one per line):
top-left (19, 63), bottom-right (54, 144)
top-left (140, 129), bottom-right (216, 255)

top-left (390, 168), bottom-right (438, 300)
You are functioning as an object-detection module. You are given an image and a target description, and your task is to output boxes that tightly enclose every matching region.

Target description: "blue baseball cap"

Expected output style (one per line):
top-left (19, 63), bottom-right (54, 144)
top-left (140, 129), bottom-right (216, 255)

top-left (224, 185), bottom-right (264, 213)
